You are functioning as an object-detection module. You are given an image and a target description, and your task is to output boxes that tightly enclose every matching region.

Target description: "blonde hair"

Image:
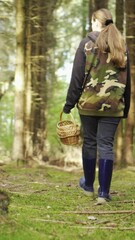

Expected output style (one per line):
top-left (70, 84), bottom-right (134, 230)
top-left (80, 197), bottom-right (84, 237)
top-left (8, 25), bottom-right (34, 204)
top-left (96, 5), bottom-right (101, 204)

top-left (92, 9), bottom-right (126, 68)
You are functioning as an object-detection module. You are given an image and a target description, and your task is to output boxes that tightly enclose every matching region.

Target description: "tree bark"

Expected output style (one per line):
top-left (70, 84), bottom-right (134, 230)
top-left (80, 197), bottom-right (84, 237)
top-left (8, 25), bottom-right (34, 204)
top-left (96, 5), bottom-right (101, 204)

top-left (24, 0), bottom-right (58, 163)
top-left (124, 0), bottom-right (135, 165)
top-left (12, 0), bottom-right (25, 161)
top-left (94, 0), bottom-right (108, 9)
top-left (82, 0), bottom-right (89, 37)
top-left (115, 0), bottom-right (124, 165)
top-left (88, 0), bottom-right (109, 31)
top-left (24, 0), bottom-right (33, 160)
top-left (115, 0), bottom-right (124, 33)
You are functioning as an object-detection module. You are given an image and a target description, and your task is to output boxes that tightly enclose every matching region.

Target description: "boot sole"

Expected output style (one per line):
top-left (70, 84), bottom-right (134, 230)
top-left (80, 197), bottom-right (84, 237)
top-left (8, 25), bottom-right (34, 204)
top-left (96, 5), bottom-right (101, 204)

top-left (95, 197), bottom-right (110, 205)
top-left (80, 187), bottom-right (95, 200)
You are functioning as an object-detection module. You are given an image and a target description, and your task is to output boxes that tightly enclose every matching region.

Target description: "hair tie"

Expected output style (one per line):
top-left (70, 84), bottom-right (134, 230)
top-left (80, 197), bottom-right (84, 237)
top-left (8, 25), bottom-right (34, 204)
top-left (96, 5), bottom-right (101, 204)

top-left (105, 19), bottom-right (113, 26)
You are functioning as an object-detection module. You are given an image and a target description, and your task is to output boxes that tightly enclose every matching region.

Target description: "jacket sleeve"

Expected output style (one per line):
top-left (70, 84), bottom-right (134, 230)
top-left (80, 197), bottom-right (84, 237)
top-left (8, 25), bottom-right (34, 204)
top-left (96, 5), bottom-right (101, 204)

top-left (63, 39), bottom-right (87, 113)
top-left (123, 50), bottom-right (131, 118)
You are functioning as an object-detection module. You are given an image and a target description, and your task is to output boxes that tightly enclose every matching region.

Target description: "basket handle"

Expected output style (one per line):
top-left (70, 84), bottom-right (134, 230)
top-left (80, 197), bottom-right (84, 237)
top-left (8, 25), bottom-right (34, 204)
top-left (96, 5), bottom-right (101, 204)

top-left (60, 111), bottom-right (75, 122)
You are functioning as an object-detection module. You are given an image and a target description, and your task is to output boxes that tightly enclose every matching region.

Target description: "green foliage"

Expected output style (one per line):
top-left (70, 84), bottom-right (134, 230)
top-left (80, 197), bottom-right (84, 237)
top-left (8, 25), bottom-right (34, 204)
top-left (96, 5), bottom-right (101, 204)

top-left (47, 79), bottom-right (80, 152)
top-left (1, 164), bottom-right (135, 239)
top-left (0, 0), bottom-right (15, 70)
top-left (49, 0), bottom-right (85, 76)
top-left (0, 0), bottom-right (15, 152)
top-left (47, 80), bottom-right (67, 147)
top-left (0, 87), bottom-right (14, 150)
top-left (46, 0), bottom-right (85, 151)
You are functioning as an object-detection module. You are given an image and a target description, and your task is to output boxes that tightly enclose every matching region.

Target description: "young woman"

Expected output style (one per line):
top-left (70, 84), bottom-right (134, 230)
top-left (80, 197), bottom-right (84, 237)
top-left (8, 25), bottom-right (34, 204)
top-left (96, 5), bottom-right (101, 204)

top-left (63, 8), bottom-right (131, 204)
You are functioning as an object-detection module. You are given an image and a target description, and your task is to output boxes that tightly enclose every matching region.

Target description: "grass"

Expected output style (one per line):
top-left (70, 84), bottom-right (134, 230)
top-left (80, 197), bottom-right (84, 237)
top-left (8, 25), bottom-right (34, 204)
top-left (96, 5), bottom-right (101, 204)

top-left (1, 163), bottom-right (135, 240)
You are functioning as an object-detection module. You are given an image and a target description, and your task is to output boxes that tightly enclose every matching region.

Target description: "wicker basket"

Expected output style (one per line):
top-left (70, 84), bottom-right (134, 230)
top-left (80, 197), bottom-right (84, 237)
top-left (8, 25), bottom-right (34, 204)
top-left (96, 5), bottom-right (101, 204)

top-left (57, 112), bottom-right (80, 145)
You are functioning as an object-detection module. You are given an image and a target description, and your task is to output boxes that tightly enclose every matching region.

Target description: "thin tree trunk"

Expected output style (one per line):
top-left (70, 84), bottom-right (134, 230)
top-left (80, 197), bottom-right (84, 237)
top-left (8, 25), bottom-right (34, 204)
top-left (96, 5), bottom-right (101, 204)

top-left (94, 0), bottom-right (108, 9)
top-left (88, 0), bottom-right (95, 31)
top-left (12, 0), bottom-right (25, 161)
top-left (88, 0), bottom-right (109, 31)
top-left (24, 0), bottom-right (33, 160)
top-left (124, 0), bottom-right (135, 165)
top-left (115, 0), bottom-right (124, 33)
top-left (115, 0), bottom-right (124, 165)
top-left (115, 121), bottom-right (124, 165)
top-left (30, 0), bottom-right (47, 162)
top-left (82, 0), bottom-right (89, 37)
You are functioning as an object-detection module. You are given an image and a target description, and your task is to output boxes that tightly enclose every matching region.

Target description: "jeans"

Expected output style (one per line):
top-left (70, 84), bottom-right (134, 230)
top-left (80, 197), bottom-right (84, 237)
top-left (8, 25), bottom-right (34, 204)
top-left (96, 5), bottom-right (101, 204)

top-left (80, 115), bottom-right (121, 161)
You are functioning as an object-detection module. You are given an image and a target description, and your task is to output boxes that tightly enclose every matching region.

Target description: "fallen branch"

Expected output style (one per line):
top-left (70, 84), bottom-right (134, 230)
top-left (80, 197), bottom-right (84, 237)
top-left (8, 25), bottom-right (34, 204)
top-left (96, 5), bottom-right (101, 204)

top-left (70, 226), bottom-right (135, 231)
top-left (63, 210), bottom-right (135, 215)
top-left (10, 204), bottom-right (135, 215)
top-left (32, 218), bottom-right (135, 231)
top-left (33, 218), bottom-right (72, 225)
top-left (114, 200), bottom-right (135, 204)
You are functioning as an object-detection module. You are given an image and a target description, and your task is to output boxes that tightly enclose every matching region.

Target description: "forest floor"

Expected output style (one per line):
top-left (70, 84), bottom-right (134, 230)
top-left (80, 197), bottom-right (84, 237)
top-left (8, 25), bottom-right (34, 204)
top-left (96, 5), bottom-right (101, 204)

top-left (1, 162), bottom-right (135, 240)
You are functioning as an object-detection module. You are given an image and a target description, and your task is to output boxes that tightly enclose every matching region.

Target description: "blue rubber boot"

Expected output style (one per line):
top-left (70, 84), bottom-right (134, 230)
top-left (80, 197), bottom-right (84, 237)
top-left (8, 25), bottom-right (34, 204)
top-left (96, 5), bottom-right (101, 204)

top-left (97, 159), bottom-right (113, 204)
top-left (79, 158), bottom-right (96, 198)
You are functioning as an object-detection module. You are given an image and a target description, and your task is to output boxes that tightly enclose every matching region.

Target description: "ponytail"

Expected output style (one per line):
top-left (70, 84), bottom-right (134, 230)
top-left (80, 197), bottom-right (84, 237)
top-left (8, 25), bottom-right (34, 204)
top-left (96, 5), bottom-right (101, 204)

top-left (92, 9), bottom-right (126, 68)
top-left (96, 24), bottom-right (126, 68)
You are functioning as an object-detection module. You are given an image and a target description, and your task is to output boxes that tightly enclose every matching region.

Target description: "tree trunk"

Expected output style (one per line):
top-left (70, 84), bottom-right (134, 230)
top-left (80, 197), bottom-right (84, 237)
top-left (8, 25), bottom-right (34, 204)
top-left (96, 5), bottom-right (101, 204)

top-left (88, 0), bottom-right (95, 30)
top-left (31, 0), bottom-right (47, 161)
top-left (24, 0), bottom-right (58, 163)
top-left (24, 0), bottom-right (33, 160)
top-left (124, 0), bottom-right (135, 165)
top-left (115, 121), bottom-right (124, 166)
top-left (115, 0), bottom-right (124, 165)
top-left (12, 0), bottom-right (58, 164)
top-left (82, 0), bottom-right (89, 37)
top-left (115, 0), bottom-right (124, 33)
top-left (94, 0), bottom-right (108, 9)
top-left (12, 0), bottom-right (25, 161)
top-left (88, 0), bottom-right (109, 31)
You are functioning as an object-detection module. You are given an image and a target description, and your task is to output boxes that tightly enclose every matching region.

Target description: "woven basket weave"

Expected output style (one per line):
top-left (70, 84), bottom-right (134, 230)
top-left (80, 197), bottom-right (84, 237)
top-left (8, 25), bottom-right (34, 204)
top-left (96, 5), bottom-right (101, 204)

top-left (57, 112), bottom-right (80, 145)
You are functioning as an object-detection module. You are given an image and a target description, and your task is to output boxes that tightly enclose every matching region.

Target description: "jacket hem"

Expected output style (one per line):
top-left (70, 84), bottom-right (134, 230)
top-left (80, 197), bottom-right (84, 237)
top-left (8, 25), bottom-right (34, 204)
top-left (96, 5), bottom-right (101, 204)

top-left (78, 109), bottom-right (124, 117)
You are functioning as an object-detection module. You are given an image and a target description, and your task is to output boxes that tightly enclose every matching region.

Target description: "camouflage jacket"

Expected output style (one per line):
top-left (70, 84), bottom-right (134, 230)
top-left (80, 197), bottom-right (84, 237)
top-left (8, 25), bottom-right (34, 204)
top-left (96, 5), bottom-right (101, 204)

top-left (63, 31), bottom-right (131, 118)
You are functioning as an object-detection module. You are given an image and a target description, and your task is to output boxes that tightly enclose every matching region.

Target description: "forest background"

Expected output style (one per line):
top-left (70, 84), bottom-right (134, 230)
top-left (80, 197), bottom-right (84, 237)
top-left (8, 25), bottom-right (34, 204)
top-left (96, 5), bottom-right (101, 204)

top-left (0, 0), bottom-right (135, 168)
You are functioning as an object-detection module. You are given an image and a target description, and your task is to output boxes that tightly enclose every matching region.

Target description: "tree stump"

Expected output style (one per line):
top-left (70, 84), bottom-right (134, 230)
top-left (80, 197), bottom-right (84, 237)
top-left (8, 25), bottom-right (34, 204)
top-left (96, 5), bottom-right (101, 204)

top-left (0, 190), bottom-right (10, 215)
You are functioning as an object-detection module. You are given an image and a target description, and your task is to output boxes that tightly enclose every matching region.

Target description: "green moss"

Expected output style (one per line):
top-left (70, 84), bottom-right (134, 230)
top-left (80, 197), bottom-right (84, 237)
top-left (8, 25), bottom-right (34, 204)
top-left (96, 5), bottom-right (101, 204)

top-left (1, 164), bottom-right (135, 240)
